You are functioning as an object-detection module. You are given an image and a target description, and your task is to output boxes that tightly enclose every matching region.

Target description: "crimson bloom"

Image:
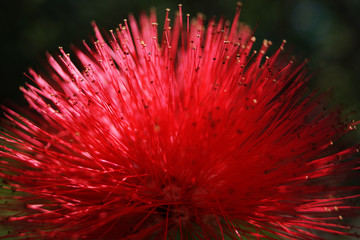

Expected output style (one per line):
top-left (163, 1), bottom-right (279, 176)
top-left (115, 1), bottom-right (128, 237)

top-left (1, 4), bottom-right (359, 240)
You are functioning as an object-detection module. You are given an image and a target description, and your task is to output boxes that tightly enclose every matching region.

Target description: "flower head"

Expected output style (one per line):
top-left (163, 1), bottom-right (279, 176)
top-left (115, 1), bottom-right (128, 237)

top-left (1, 4), bottom-right (359, 239)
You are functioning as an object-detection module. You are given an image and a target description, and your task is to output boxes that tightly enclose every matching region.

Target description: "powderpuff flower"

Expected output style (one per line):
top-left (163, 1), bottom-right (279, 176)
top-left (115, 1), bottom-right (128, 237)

top-left (0, 4), bottom-right (359, 240)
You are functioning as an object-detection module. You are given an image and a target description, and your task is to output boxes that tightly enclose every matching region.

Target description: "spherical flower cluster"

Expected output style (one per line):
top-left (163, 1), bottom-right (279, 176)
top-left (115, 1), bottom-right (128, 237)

top-left (1, 4), bottom-right (359, 240)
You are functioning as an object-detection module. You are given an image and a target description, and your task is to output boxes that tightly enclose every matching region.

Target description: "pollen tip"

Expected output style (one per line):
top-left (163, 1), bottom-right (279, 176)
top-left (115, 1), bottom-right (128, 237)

top-left (263, 39), bottom-right (268, 47)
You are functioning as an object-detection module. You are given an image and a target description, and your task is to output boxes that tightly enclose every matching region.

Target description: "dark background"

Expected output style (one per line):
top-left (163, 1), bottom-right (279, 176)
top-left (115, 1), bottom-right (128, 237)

top-left (0, 0), bottom-right (359, 112)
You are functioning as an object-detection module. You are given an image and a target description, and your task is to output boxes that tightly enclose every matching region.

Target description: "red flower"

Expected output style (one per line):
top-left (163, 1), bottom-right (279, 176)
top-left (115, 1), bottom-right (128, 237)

top-left (1, 4), bottom-right (359, 239)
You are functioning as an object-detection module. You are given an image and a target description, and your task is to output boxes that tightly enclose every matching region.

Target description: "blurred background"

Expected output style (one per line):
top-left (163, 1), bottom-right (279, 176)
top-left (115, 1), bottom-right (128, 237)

top-left (0, 0), bottom-right (359, 112)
